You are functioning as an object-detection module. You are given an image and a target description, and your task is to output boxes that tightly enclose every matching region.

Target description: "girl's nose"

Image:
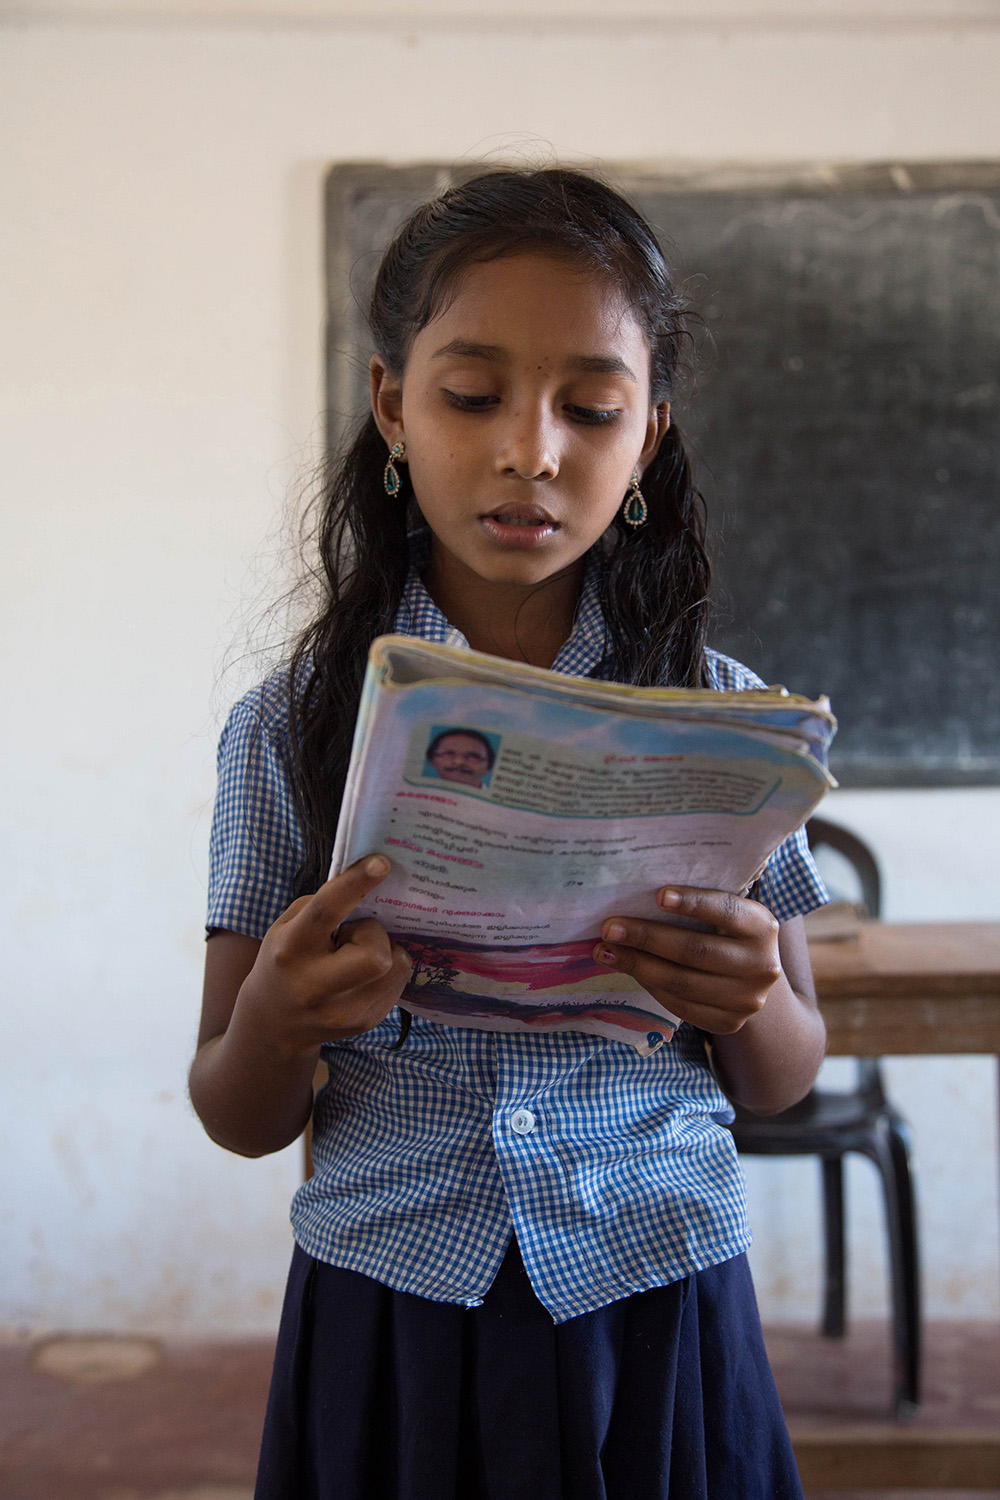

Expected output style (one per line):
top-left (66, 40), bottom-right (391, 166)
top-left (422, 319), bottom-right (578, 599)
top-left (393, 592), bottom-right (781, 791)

top-left (494, 408), bottom-right (559, 481)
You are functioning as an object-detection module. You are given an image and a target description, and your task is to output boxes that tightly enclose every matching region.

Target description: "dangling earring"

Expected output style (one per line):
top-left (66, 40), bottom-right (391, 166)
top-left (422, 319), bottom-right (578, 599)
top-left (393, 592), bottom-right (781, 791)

top-left (383, 440), bottom-right (406, 496)
top-left (622, 469), bottom-right (648, 529)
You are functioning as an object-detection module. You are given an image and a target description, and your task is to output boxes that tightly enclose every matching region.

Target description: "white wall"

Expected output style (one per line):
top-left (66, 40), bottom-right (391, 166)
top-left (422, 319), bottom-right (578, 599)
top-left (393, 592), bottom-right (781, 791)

top-left (2, 2), bottom-right (999, 1335)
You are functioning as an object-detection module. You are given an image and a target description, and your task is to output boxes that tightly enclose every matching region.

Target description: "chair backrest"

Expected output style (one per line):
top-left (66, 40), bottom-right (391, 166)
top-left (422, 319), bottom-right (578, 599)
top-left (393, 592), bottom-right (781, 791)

top-left (806, 817), bottom-right (882, 920)
top-left (805, 819), bottom-right (885, 1097)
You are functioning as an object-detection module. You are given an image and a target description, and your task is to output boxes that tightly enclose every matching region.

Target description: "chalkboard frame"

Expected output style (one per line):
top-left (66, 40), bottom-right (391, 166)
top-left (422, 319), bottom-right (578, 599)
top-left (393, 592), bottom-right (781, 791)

top-left (324, 160), bottom-right (1000, 789)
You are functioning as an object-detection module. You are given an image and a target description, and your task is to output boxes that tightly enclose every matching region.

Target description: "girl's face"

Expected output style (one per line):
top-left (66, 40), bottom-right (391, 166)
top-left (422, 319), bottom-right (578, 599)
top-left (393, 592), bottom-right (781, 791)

top-left (371, 253), bottom-right (668, 596)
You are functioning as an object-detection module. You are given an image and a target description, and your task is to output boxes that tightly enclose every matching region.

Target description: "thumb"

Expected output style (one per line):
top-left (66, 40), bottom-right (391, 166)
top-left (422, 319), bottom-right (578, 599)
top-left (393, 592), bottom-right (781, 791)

top-left (287, 854), bottom-right (392, 946)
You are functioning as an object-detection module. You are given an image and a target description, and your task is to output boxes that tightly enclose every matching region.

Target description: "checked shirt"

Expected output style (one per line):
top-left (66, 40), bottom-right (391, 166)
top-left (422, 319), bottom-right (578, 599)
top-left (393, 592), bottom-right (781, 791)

top-left (207, 558), bottom-right (827, 1320)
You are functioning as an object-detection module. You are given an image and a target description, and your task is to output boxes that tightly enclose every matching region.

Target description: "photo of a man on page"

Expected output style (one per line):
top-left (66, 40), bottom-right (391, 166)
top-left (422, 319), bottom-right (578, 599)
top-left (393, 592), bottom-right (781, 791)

top-left (423, 726), bottom-right (498, 789)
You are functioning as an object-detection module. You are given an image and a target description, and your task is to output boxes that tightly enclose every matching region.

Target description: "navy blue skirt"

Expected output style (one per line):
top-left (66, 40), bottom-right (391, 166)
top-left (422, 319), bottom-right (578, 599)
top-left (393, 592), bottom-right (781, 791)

top-left (255, 1238), bottom-right (802, 1500)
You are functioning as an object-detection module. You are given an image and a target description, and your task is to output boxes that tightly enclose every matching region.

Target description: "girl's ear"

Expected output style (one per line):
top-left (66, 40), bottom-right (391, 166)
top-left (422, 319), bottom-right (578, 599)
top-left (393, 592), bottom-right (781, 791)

top-left (370, 354), bottom-right (404, 449)
top-left (639, 401), bottom-right (671, 471)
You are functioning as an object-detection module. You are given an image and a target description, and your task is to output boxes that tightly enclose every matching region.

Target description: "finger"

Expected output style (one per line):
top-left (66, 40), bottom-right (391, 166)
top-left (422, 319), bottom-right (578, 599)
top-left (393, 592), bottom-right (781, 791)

top-left (334, 917), bottom-right (377, 947)
top-left (335, 921), bottom-right (413, 980)
top-left (594, 941), bottom-right (720, 1005)
top-left (317, 937), bottom-right (414, 1031)
top-left (390, 940), bottom-right (415, 975)
top-left (288, 855), bottom-right (392, 948)
top-left (593, 943), bottom-right (767, 1030)
top-left (599, 916), bottom-right (770, 980)
top-left (654, 885), bottom-right (778, 939)
top-left (348, 950), bottom-right (415, 1032)
top-left (320, 918), bottom-right (399, 992)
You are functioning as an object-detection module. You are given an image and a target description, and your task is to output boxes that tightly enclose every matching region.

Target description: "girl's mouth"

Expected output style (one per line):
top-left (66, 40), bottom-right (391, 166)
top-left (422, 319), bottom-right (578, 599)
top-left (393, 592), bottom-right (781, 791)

top-left (479, 505), bottom-right (558, 548)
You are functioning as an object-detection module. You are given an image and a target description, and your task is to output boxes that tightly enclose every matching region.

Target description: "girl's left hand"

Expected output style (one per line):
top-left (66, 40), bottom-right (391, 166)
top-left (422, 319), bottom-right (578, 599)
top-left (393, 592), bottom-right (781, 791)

top-left (593, 885), bottom-right (782, 1035)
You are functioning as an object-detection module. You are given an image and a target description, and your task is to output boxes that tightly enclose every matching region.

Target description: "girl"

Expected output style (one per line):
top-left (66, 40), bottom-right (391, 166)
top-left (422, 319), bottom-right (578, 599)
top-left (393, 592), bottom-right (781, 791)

top-left (190, 168), bottom-right (828, 1500)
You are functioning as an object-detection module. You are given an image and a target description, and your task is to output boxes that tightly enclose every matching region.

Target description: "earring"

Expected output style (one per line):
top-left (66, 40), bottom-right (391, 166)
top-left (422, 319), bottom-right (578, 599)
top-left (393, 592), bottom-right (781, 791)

top-left (622, 470), bottom-right (648, 529)
top-left (383, 440), bottom-right (406, 496)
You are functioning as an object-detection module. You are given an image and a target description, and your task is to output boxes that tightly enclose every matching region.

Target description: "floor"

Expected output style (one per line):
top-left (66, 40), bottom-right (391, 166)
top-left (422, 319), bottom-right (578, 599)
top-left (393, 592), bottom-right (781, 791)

top-left (770, 1322), bottom-right (1000, 1497)
top-left (0, 1323), bottom-right (997, 1498)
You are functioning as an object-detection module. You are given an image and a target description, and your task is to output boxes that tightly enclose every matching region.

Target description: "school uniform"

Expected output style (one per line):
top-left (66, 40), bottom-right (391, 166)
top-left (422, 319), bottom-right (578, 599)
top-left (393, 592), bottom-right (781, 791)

top-left (207, 556), bottom-right (826, 1500)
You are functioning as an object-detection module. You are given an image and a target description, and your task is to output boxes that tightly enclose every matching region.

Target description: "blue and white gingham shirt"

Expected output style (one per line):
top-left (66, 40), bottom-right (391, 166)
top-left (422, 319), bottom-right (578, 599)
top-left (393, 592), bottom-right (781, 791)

top-left (207, 560), bottom-right (827, 1321)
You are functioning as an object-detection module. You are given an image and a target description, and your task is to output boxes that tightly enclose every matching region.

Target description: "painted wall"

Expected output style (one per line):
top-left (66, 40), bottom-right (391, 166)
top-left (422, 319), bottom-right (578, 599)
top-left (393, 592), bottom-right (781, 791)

top-left (2, 1), bottom-right (998, 1335)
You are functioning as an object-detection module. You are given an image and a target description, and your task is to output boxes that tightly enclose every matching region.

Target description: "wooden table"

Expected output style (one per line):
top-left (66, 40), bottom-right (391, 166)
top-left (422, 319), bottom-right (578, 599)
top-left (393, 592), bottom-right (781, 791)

top-left (809, 920), bottom-right (1000, 1057)
top-left (797, 920), bottom-right (1000, 1489)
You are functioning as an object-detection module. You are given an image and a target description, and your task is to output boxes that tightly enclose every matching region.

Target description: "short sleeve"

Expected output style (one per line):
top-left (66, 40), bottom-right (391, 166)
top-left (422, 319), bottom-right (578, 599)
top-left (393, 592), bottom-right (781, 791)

top-left (755, 824), bottom-right (829, 923)
top-left (704, 648), bottom-right (829, 924)
top-left (206, 680), bottom-right (306, 939)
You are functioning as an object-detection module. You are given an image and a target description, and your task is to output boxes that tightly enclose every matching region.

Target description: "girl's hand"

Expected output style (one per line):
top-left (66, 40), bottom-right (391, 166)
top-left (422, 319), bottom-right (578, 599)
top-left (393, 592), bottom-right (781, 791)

top-left (191, 854), bottom-right (413, 1156)
top-left (593, 885), bottom-right (782, 1035)
top-left (236, 854), bottom-right (413, 1058)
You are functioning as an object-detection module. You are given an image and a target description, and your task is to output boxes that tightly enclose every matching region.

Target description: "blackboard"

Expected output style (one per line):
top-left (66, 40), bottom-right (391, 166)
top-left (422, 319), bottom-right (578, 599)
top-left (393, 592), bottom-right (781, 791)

top-left (325, 162), bottom-right (1000, 787)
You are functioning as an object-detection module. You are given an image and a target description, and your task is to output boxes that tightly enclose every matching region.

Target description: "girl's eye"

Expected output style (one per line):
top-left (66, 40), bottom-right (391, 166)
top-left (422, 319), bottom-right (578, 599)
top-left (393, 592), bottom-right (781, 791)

top-left (444, 391), bottom-right (498, 412)
top-left (566, 405), bottom-right (621, 426)
top-left (443, 392), bottom-right (620, 425)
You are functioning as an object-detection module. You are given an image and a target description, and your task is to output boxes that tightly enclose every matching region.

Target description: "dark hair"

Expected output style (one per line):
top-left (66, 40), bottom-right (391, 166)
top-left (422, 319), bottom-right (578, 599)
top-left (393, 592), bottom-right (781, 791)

top-left (285, 167), bottom-right (711, 900)
top-left (426, 728), bottom-right (496, 771)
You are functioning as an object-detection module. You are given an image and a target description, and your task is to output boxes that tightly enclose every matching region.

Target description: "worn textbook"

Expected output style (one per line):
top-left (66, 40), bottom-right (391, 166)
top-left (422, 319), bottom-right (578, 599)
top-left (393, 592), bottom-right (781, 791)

top-left (332, 637), bottom-right (836, 1054)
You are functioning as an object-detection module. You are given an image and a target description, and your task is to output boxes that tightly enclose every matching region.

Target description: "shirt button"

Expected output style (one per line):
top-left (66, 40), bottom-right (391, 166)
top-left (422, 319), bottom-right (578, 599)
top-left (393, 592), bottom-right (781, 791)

top-left (511, 1107), bottom-right (536, 1136)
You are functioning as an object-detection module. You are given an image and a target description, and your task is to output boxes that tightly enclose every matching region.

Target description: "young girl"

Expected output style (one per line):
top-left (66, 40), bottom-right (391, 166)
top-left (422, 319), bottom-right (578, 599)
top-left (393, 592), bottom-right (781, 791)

top-left (191, 168), bottom-right (828, 1500)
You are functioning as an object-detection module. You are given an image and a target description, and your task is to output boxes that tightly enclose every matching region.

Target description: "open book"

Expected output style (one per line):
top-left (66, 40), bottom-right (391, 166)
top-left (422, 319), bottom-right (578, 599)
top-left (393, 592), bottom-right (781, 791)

top-left (332, 637), bottom-right (836, 1054)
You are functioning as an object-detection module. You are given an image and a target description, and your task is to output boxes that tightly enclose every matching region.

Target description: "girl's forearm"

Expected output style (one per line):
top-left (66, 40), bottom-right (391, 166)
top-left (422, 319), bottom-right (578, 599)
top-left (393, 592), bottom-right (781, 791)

top-left (709, 972), bottom-right (826, 1115)
top-left (188, 1017), bottom-right (318, 1158)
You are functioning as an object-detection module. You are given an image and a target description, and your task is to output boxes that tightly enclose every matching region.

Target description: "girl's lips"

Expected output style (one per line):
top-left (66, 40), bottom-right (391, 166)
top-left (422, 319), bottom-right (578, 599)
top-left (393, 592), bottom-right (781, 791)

top-left (478, 505), bottom-right (559, 548)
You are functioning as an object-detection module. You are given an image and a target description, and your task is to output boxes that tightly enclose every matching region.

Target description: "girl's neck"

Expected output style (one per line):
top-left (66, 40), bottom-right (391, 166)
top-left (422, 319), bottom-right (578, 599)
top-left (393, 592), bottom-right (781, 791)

top-left (423, 550), bottom-right (584, 670)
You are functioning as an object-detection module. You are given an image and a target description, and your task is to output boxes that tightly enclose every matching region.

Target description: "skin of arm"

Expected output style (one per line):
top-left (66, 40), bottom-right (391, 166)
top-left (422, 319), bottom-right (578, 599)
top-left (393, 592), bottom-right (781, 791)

top-left (594, 887), bottom-right (825, 1115)
top-left (189, 856), bottom-right (413, 1158)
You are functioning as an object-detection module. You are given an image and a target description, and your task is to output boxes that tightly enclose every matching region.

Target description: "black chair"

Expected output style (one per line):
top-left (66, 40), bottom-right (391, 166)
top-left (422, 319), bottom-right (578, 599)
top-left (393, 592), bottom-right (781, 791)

top-left (729, 818), bottom-right (921, 1417)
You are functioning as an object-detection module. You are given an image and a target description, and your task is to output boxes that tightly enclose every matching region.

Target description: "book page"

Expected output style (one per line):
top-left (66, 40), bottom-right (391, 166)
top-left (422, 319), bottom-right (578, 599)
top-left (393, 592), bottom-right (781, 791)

top-left (333, 640), bottom-right (835, 1055)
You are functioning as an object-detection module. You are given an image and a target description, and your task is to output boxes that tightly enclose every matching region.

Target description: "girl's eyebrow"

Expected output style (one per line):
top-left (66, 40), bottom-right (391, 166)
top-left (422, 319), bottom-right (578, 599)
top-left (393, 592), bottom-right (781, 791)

top-left (571, 354), bottom-right (637, 382)
top-left (431, 338), bottom-right (505, 363)
top-left (430, 338), bottom-right (637, 382)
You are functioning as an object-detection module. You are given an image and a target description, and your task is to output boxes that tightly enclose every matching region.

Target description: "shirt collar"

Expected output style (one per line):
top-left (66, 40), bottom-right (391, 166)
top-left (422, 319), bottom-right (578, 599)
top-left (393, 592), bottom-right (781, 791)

top-left (391, 531), bottom-right (609, 678)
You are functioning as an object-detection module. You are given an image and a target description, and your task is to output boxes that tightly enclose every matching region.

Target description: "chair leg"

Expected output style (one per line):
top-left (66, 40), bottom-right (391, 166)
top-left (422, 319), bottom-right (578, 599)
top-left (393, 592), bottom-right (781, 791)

top-left (870, 1117), bottom-right (921, 1417)
top-left (821, 1155), bottom-right (846, 1338)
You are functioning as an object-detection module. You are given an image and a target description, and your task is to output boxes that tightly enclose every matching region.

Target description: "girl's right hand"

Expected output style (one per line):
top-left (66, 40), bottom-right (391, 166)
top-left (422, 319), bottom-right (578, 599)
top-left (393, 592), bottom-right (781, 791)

top-left (236, 854), bottom-right (413, 1058)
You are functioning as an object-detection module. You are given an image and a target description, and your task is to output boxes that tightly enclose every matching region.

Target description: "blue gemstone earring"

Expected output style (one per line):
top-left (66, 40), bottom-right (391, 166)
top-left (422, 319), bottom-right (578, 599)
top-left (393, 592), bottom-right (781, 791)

top-left (383, 440), bottom-right (406, 496)
top-left (622, 469), bottom-right (648, 529)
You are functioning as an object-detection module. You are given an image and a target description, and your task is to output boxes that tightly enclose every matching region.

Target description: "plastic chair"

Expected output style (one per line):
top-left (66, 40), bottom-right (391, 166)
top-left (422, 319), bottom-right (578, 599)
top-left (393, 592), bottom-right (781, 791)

top-left (729, 818), bottom-right (921, 1416)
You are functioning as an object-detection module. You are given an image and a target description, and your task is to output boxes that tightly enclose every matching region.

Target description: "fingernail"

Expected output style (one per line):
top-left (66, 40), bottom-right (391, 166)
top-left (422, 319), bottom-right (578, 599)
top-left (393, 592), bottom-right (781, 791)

top-left (604, 921), bottom-right (627, 942)
top-left (364, 855), bottom-right (390, 877)
top-left (595, 947), bottom-right (617, 966)
top-left (658, 888), bottom-right (682, 909)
